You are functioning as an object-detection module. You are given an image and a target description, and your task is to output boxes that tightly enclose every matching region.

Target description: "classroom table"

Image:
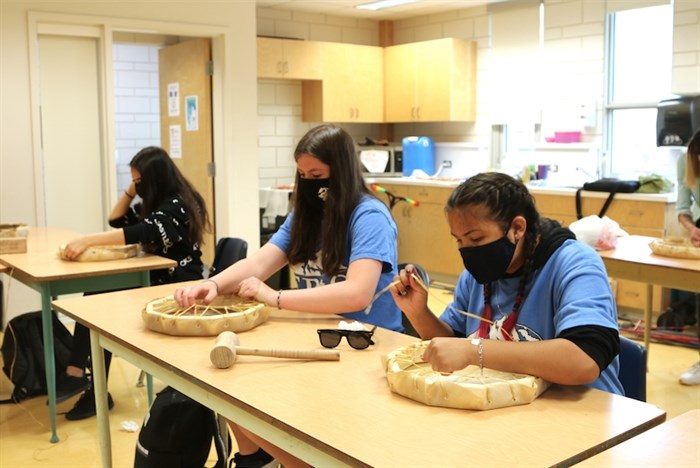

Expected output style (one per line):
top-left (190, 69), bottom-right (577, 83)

top-left (0, 227), bottom-right (175, 443)
top-left (52, 282), bottom-right (667, 468)
top-left (598, 235), bottom-right (700, 351)
top-left (577, 409), bottom-right (700, 467)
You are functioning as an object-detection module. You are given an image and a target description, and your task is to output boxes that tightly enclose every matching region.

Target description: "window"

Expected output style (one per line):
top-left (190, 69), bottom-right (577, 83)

top-left (605, 4), bottom-right (674, 177)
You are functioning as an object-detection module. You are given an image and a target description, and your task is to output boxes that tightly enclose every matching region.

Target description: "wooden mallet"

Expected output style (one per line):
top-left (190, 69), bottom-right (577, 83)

top-left (210, 331), bottom-right (340, 369)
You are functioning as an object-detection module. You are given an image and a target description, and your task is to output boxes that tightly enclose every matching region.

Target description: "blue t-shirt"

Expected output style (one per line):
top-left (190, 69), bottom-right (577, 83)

top-left (269, 195), bottom-right (403, 332)
top-left (439, 239), bottom-right (624, 395)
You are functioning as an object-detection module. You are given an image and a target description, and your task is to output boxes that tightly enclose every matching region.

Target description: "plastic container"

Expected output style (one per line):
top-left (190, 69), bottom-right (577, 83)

top-left (402, 136), bottom-right (435, 177)
top-left (553, 131), bottom-right (582, 143)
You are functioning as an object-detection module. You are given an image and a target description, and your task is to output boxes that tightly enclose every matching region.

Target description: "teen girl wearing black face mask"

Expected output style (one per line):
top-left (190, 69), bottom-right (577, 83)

top-left (58, 146), bottom-right (210, 420)
top-left (175, 124), bottom-right (401, 468)
top-left (391, 172), bottom-right (624, 396)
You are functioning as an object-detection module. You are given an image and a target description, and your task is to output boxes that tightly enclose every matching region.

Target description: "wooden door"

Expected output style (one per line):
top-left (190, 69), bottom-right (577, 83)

top-left (416, 39), bottom-right (452, 122)
top-left (159, 38), bottom-right (215, 264)
top-left (352, 45), bottom-right (384, 122)
top-left (322, 42), bottom-right (354, 121)
top-left (384, 43), bottom-right (417, 122)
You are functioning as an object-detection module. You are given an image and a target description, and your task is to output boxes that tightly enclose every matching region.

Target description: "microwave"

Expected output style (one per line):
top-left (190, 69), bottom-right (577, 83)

top-left (358, 145), bottom-right (403, 177)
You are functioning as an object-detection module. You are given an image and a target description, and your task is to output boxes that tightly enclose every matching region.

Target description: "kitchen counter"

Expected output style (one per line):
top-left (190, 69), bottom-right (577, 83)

top-left (366, 176), bottom-right (677, 204)
top-left (368, 177), bottom-right (680, 313)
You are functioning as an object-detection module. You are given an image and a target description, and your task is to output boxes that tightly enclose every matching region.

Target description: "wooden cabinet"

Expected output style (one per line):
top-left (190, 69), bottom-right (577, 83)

top-left (374, 183), bottom-right (463, 282)
top-left (384, 38), bottom-right (477, 122)
top-left (302, 42), bottom-right (384, 122)
top-left (257, 37), bottom-right (322, 80)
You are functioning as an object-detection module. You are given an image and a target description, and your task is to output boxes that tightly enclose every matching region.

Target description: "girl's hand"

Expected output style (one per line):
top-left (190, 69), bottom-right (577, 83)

top-left (62, 238), bottom-right (89, 261)
top-left (175, 281), bottom-right (217, 307)
top-left (390, 264), bottom-right (429, 318)
top-left (690, 226), bottom-right (700, 247)
top-left (127, 181), bottom-right (137, 198)
top-left (423, 337), bottom-right (473, 373)
top-left (237, 276), bottom-right (276, 306)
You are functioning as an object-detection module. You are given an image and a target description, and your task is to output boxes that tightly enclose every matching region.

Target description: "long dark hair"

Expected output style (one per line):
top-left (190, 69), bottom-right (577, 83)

top-left (130, 146), bottom-right (211, 246)
top-left (445, 172), bottom-right (541, 338)
top-left (288, 125), bottom-right (372, 276)
top-left (686, 129), bottom-right (700, 186)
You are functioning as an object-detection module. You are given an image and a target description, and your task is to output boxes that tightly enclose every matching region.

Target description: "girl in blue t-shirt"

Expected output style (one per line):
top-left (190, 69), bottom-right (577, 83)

top-left (176, 124), bottom-right (401, 468)
top-left (391, 172), bottom-right (624, 396)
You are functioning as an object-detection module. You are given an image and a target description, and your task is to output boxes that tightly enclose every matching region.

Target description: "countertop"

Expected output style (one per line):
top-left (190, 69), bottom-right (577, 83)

top-left (365, 176), bottom-right (677, 203)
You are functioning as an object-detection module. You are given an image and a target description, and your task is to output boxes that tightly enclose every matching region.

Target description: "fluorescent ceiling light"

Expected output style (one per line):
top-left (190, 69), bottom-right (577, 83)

top-left (356, 0), bottom-right (416, 11)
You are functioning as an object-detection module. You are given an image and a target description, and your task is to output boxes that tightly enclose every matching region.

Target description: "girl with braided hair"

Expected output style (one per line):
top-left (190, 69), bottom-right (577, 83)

top-left (391, 172), bottom-right (624, 394)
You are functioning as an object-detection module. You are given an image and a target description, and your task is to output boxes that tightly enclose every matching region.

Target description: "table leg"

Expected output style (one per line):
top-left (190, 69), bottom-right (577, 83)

top-left (147, 374), bottom-right (154, 405)
top-left (39, 285), bottom-right (59, 443)
top-left (139, 270), bottom-right (155, 405)
top-left (90, 329), bottom-right (113, 468)
top-left (644, 284), bottom-right (653, 354)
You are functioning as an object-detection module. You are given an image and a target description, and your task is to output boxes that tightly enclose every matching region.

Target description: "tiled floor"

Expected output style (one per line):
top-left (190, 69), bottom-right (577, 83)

top-left (1, 293), bottom-right (699, 468)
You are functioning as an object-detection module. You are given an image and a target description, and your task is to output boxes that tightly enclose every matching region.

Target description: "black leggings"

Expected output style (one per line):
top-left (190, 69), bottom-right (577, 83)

top-left (68, 322), bottom-right (112, 381)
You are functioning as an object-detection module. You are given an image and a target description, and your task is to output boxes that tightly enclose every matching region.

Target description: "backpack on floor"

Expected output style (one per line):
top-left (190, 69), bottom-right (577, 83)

top-left (0, 310), bottom-right (73, 404)
top-left (134, 386), bottom-right (228, 468)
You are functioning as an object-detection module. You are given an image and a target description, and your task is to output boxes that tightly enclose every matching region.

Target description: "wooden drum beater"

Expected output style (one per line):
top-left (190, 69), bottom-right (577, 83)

top-left (210, 331), bottom-right (340, 369)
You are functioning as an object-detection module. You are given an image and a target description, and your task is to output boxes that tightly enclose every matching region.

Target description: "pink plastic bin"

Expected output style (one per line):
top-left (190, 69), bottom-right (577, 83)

top-left (553, 131), bottom-right (582, 143)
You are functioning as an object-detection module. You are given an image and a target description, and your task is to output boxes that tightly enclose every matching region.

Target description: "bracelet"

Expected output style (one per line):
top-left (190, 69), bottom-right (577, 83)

top-left (276, 290), bottom-right (282, 310)
top-left (471, 338), bottom-right (484, 376)
top-left (124, 191), bottom-right (134, 198)
top-left (204, 278), bottom-right (219, 294)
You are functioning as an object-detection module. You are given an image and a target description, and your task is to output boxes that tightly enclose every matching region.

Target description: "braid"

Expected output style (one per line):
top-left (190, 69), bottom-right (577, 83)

top-left (479, 283), bottom-right (493, 338)
top-left (501, 230), bottom-right (538, 338)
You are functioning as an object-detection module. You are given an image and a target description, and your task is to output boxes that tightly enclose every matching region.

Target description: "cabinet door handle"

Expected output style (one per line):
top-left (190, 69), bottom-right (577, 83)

top-left (283, 61), bottom-right (289, 74)
top-left (277, 61), bottom-right (283, 74)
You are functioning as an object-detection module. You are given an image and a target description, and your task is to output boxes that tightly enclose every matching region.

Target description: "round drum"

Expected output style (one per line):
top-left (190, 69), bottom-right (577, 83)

top-left (649, 237), bottom-right (700, 260)
top-left (142, 294), bottom-right (271, 336)
top-left (382, 341), bottom-right (549, 410)
top-left (58, 244), bottom-right (141, 261)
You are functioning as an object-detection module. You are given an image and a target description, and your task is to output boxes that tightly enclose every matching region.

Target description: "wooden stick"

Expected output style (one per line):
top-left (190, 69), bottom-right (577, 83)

top-left (235, 346), bottom-right (340, 360)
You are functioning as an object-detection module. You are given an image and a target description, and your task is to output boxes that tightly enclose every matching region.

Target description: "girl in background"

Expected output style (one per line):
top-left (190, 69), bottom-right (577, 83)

top-left (676, 129), bottom-right (700, 385)
top-left (177, 124), bottom-right (401, 468)
top-left (58, 146), bottom-right (210, 420)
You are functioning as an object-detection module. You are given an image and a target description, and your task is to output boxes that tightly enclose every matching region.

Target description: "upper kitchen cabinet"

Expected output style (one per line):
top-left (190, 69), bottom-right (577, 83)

top-left (257, 37), bottom-right (322, 80)
top-left (384, 38), bottom-right (477, 122)
top-left (301, 42), bottom-right (384, 122)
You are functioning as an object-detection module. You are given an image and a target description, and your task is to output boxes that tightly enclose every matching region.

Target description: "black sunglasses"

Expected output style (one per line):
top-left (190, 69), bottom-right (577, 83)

top-left (317, 325), bottom-right (377, 350)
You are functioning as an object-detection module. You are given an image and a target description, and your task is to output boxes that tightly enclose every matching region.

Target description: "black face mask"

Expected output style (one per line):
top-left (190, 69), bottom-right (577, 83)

top-left (298, 178), bottom-right (329, 211)
top-left (459, 235), bottom-right (516, 284)
top-left (134, 181), bottom-right (145, 199)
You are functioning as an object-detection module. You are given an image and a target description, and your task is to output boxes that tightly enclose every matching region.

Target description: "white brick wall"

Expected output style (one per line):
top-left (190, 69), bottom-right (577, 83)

top-left (673, 0), bottom-right (700, 95)
top-left (113, 43), bottom-right (161, 197)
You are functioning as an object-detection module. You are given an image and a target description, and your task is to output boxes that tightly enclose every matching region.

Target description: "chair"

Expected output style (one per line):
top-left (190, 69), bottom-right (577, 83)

top-left (618, 335), bottom-right (647, 401)
top-left (397, 262), bottom-right (431, 338)
top-left (210, 237), bottom-right (248, 276)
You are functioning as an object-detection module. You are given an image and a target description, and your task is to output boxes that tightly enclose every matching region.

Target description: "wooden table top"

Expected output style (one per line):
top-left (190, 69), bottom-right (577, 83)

top-left (53, 283), bottom-right (667, 467)
top-left (598, 235), bottom-right (700, 271)
top-left (0, 226), bottom-right (175, 282)
top-left (598, 235), bottom-right (700, 293)
top-left (578, 409), bottom-right (700, 467)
